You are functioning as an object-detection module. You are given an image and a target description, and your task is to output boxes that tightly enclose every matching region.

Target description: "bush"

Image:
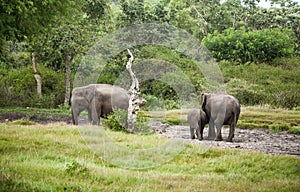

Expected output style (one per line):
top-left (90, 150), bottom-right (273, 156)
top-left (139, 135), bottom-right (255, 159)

top-left (142, 94), bottom-right (180, 110)
top-left (226, 78), bottom-right (266, 106)
top-left (220, 60), bottom-right (300, 109)
top-left (0, 65), bottom-right (65, 108)
top-left (203, 28), bottom-right (295, 63)
top-left (104, 110), bottom-right (151, 133)
top-left (104, 109), bottom-right (128, 132)
top-left (11, 119), bottom-right (36, 125)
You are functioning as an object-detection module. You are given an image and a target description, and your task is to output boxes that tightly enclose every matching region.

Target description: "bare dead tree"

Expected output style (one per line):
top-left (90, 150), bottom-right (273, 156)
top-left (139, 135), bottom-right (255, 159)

top-left (64, 50), bottom-right (71, 105)
top-left (126, 49), bottom-right (146, 132)
top-left (32, 53), bottom-right (42, 96)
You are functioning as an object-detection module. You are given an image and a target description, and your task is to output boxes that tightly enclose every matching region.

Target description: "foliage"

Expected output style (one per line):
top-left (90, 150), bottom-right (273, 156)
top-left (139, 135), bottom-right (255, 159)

top-left (0, 0), bottom-right (79, 62)
top-left (0, 0), bottom-right (72, 40)
top-left (0, 65), bottom-right (65, 108)
top-left (225, 78), bottom-right (266, 106)
top-left (1, 0), bottom-right (300, 110)
top-left (288, 126), bottom-right (300, 134)
top-left (104, 109), bottom-right (152, 133)
top-left (142, 94), bottom-right (181, 111)
top-left (104, 111), bottom-right (128, 132)
top-left (65, 160), bottom-right (89, 177)
top-left (10, 119), bottom-right (36, 125)
top-left (203, 28), bottom-right (295, 63)
top-left (219, 59), bottom-right (300, 109)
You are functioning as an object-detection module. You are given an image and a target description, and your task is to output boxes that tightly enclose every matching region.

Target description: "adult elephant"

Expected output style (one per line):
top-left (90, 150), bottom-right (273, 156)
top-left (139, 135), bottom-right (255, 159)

top-left (71, 84), bottom-right (129, 125)
top-left (201, 93), bottom-right (240, 142)
top-left (187, 108), bottom-right (209, 140)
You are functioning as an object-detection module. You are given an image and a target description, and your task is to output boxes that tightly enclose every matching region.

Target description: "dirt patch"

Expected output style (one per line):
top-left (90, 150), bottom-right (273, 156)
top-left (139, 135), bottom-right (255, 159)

top-left (152, 121), bottom-right (300, 157)
top-left (0, 112), bottom-right (72, 124)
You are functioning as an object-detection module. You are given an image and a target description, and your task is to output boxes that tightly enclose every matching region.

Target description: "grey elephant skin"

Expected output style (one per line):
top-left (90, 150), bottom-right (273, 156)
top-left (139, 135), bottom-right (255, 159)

top-left (187, 108), bottom-right (209, 140)
top-left (201, 93), bottom-right (240, 142)
top-left (71, 84), bottom-right (129, 125)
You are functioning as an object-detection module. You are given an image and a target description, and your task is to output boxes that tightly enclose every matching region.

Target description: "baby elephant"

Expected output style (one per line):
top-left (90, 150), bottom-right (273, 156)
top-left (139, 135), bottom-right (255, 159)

top-left (187, 108), bottom-right (209, 140)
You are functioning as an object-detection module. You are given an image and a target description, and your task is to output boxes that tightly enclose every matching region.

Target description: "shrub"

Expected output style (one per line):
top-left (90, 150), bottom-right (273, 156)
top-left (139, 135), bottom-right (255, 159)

top-left (203, 28), bottom-right (295, 63)
top-left (11, 119), bottom-right (36, 125)
top-left (225, 78), bottom-right (266, 106)
top-left (104, 110), bottom-right (151, 133)
top-left (104, 109), bottom-right (128, 132)
top-left (220, 60), bottom-right (300, 109)
top-left (142, 94), bottom-right (180, 110)
top-left (0, 65), bottom-right (65, 108)
top-left (270, 124), bottom-right (290, 133)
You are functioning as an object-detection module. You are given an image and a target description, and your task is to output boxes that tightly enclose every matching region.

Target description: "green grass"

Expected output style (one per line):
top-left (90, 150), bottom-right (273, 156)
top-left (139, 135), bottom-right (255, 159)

top-left (10, 119), bottom-right (36, 125)
top-left (1, 123), bottom-right (299, 191)
top-left (239, 106), bottom-right (300, 133)
top-left (1, 104), bottom-right (299, 134)
top-left (0, 107), bottom-right (71, 115)
top-left (147, 106), bottom-right (300, 134)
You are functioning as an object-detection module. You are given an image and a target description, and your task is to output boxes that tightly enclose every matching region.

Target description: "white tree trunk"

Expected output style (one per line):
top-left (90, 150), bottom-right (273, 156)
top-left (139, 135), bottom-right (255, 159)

top-left (32, 53), bottom-right (42, 96)
top-left (126, 49), bottom-right (145, 132)
top-left (64, 50), bottom-right (71, 105)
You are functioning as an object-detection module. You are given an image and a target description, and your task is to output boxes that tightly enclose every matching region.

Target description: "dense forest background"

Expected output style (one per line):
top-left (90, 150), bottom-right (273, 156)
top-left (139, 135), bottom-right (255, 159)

top-left (0, 0), bottom-right (299, 109)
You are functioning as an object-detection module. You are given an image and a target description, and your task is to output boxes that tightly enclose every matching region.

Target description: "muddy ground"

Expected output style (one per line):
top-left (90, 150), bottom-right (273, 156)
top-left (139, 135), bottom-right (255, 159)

top-left (1, 112), bottom-right (299, 156)
top-left (152, 121), bottom-right (300, 157)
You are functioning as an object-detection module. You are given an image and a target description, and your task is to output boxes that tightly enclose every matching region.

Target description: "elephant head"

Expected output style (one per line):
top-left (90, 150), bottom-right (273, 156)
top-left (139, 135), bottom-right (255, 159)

top-left (71, 84), bottom-right (97, 125)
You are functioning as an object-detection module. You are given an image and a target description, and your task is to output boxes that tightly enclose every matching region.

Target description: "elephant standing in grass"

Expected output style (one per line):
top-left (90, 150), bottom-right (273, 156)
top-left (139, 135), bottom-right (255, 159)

top-left (201, 93), bottom-right (240, 142)
top-left (71, 84), bottom-right (129, 125)
top-left (187, 108), bottom-right (209, 140)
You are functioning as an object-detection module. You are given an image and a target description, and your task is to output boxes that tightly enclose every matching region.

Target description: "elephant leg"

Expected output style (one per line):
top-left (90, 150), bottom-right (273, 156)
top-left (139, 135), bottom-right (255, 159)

top-left (72, 109), bottom-right (79, 125)
top-left (195, 126), bottom-right (201, 140)
top-left (190, 127), bottom-right (196, 139)
top-left (87, 108), bottom-right (92, 124)
top-left (227, 122), bottom-right (235, 142)
top-left (199, 125), bottom-right (205, 141)
top-left (207, 120), bottom-right (216, 140)
top-left (90, 106), bottom-right (99, 125)
top-left (215, 123), bottom-right (223, 141)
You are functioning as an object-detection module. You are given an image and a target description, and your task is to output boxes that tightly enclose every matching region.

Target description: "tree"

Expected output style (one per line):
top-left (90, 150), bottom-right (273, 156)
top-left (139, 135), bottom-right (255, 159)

top-left (203, 28), bottom-right (295, 63)
top-left (31, 53), bottom-right (42, 96)
top-left (31, 0), bottom-right (111, 105)
top-left (126, 49), bottom-right (146, 132)
top-left (0, 0), bottom-right (73, 61)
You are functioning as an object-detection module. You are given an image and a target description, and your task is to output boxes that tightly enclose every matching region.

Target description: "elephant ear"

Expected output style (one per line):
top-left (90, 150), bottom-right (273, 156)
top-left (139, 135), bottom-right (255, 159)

top-left (85, 85), bottom-right (96, 103)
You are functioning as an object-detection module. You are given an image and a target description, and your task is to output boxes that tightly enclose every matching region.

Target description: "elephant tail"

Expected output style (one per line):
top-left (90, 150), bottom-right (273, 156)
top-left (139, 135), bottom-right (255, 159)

top-left (233, 103), bottom-right (241, 126)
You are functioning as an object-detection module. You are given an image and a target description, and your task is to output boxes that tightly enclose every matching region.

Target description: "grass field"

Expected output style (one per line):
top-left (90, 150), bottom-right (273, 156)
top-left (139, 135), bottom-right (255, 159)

top-left (1, 121), bottom-right (300, 191)
top-left (147, 106), bottom-right (300, 134)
